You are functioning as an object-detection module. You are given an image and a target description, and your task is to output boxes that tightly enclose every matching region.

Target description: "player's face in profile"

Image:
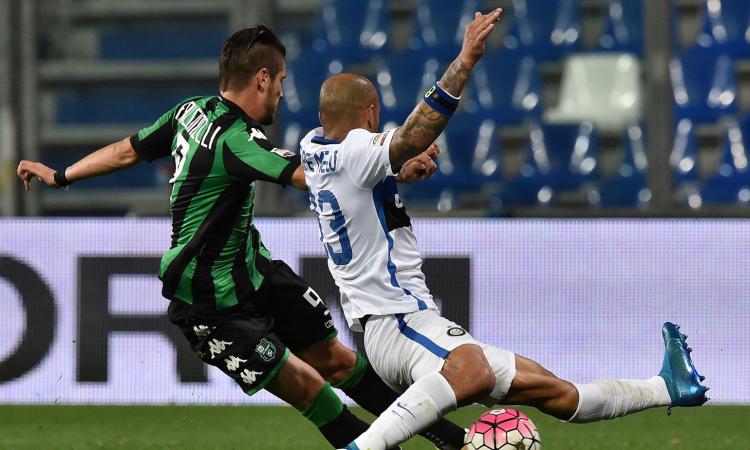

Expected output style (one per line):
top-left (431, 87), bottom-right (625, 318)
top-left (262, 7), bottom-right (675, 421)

top-left (259, 62), bottom-right (286, 125)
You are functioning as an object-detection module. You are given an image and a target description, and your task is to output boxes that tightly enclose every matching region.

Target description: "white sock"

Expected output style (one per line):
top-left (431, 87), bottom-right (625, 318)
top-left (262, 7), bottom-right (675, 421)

top-left (349, 372), bottom-right (458, 450)
top-left (568, 376), bottom-right (671, 423)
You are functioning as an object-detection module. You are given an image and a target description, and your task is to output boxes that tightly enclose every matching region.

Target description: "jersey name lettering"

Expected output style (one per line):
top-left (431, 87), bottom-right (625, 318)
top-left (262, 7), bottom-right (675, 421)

top-left (175, 101), bottom-right (221, 151)
top-left (303, 150), bottom-right (338, 174)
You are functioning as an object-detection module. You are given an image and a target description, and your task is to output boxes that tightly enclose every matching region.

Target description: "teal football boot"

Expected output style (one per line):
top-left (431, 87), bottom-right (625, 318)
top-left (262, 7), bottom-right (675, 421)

top-left (658, 322), bottom-right (709, 412)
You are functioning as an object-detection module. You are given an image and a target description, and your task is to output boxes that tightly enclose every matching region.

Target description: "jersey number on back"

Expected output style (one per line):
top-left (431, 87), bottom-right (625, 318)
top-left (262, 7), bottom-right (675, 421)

top-left (169, 132), bottom-right (191, 184)
top-left (310, 190), bottom-right (352, 265)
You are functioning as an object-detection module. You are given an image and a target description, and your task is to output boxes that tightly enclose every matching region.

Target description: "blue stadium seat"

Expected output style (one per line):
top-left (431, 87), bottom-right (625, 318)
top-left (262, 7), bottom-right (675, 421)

top-left (598, 125), bottom-right (650, 208)
top-left (502, 122), bottom-right (599, 206)
top-left (670, 49), bottom-right (737, 123)
top-left (100, 26), bottom-right (227, 59)
top-left (505, 0), bottom-right (581, 61)
top-left (375, 52), bottom-right (448, 121)
top-left (407, 0), bottom-right (479, 59)
top-left (599, 0), bottom-right (644, 55)
top-left (699, 118), bottom-right (750, 204)
top-left (695, 0), bottom-right (750, 57)
top-left (311, 0), bottom-right (390, 62)
top-left (670, 118), bottom-right (700, 185)
top-left (465, 49), bottom-right (542, 124)
top-left (56, 89), bottom-right (206, 124)
top-left (278, 54), bottom-right (346, 155)
top-left (279, 53), bottom-right (346, 124)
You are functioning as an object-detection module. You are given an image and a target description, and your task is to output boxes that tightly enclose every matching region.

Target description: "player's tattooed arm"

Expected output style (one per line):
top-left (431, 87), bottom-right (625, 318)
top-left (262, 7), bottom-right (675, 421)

top-left (388, 8), bottom-right (502, 168)
top-left (17, 137), bottom-right (139, 190)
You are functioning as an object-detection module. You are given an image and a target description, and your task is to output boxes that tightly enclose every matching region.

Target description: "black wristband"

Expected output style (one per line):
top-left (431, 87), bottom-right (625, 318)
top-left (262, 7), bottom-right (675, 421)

top-left (53, 169), bottom-right (71, 187)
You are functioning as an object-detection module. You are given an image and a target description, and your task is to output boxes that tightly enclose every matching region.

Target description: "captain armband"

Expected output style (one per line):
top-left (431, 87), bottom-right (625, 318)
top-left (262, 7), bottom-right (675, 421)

top-left (423, 82), bottom-right (460, 117)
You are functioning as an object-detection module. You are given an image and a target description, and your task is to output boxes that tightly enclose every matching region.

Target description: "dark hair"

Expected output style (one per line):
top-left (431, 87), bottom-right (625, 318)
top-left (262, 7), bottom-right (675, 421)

top-left (219, 25), bottom-right (287, 91)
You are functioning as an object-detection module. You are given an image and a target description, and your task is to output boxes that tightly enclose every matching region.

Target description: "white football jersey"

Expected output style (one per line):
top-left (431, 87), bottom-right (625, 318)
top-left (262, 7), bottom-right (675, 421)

top-left (300, 127), bottom-right (438, 331)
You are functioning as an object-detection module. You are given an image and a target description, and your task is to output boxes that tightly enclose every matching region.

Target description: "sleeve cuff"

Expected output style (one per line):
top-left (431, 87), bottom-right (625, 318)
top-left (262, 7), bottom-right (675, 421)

top-left (278, 155), bottom-right (302, 186)
top-left (129, 134), bottom-right (153, 163)
top-left (380, 128), bottom-right (399, 177)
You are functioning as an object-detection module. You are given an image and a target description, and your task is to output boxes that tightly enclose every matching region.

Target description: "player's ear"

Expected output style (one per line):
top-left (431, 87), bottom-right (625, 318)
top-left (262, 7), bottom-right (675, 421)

top-left (256, 68), bottom-right (270, 92)
top-left (366, 104), bottom-right (378, 132)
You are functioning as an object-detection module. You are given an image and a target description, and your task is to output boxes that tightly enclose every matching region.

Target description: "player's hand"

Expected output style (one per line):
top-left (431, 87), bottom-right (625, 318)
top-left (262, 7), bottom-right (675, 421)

top-left (17, 160), bottom-right (58, 190)
top-left (396, 143), bottom-right (439, 184)
top-left (459, 8), bottom-right (502, 68)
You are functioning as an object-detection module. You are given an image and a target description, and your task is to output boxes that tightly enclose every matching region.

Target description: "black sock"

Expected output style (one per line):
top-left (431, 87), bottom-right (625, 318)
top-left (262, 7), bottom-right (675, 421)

top-left (342, 361), bottom-right (466, 450)
top-left (318, 405), bottom-right (370, 448)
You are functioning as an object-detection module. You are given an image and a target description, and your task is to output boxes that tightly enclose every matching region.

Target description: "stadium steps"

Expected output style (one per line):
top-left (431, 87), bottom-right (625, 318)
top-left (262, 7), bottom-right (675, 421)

top-left (34, 0), bottom-right (232, 215)
top-left (41, 125), bottom-right (145, 147)
top-left (40, 60), bottom-right (217, 86)
top-left (68, 0), bottom-right (230, 22)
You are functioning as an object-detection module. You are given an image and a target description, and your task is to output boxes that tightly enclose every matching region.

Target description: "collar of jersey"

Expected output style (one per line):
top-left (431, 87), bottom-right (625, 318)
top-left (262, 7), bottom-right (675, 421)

top-left (311, 135), bottom-right (340, 145)
top-left (218, 94), bottom-right (263, 129)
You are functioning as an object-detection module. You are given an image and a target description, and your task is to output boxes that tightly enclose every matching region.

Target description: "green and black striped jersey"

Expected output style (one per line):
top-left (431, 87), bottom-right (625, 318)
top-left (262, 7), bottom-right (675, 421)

top-left (130, 95), bottom-right (300, 313)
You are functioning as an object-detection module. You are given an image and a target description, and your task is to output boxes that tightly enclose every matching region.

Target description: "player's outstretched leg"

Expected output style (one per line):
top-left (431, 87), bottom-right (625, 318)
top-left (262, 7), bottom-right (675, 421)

top-left (302, 338), bottom-right (467, 450)
top-left (500, 322), bottom-right (708, 423)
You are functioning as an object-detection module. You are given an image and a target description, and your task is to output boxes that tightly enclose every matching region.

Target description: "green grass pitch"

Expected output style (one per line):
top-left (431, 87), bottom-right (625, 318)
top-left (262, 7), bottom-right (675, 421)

top-left (0, 405), bottom-right (747, 449)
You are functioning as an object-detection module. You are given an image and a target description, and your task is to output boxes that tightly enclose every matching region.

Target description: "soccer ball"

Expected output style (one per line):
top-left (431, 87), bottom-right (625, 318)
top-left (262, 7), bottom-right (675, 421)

top-left (462, 408), bottom-right (541, 450)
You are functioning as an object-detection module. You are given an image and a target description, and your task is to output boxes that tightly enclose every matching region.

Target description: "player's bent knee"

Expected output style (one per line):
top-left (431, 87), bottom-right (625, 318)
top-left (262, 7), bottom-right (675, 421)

top-left (442, 344), bottom-right (495, 405)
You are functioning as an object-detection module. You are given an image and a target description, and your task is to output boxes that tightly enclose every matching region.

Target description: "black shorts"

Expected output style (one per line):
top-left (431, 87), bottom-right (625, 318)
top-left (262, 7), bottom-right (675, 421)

top-left (168, 260), bottom-right (337, 396)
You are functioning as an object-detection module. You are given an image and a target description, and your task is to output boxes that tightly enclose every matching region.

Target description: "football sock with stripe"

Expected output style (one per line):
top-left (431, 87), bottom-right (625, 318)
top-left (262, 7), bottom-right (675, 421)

top-left (568, 377), bottom-right (671, 423)
top-left (303, 382), bottom-right (369, 448)
top-left (338, 353), bottom-right (467, 449)
top-left (347, 371), bottom-right (458, 450)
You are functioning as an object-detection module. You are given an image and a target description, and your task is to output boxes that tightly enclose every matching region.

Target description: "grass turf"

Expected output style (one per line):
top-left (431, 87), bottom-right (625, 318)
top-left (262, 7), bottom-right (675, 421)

top-left (0, 405), bottom-right (747, 449)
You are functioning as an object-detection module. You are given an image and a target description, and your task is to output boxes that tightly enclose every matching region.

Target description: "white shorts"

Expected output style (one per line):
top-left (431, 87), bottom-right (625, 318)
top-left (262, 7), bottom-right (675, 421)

top-left (363, 309), bottom-right (516, 405)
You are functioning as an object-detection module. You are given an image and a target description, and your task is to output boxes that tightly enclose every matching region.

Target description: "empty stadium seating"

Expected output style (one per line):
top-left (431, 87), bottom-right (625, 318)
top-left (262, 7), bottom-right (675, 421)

top-left (504, 0), bottom-right (581, 61)
top-left (374, 52), bottom-right (447, 120)
top-left (502, 122), bottom-right (599, 206)
top-left (56, 89), bottom-right (206, 124)
top-left (670, 48), bottom-right (737, 123)
top-left (465, 49), bottom-right (542, 124)
top-left (312, 0), bottom-right (390, 62)
top-left (41, 0), bottom-right (750, 214)
top-left (599, 0), bottom-right (644, 55)
top-left (407, 0), bottom-right (478, 58)
top-left (100, 25), bottom-right (227, 60)
top-left (699, 118), bottom-right (750, 204)
top-left (597, 124), bottom-right (650, 208)
top-left (695, 0), bottom-right (750, 57)
top-left (670, 118), bottom-right (701, 186)
top-left (401, 114), bottom-right (502, 209)
top-left (278, 53), bottom-right (345, 143)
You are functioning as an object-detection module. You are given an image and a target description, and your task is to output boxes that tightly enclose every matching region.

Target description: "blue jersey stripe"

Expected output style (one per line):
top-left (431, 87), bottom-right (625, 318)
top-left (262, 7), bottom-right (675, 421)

top-left (396, 313), bottom-right (450, 359)
top-left (372, 180), bottom-right (404, 289)
top-left (373, 180), bottom-right (429, 311)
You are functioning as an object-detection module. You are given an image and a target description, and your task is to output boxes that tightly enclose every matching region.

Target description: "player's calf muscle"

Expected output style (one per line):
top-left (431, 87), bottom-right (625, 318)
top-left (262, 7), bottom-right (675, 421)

top-left (300, 339), bottom-right (357, 384)
top-left (267, 354), bottom-right (326, 410)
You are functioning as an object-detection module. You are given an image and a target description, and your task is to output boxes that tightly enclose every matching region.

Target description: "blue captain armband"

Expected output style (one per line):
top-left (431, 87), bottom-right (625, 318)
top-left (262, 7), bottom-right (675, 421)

top-left (423, 82), bottom-right (460, 117)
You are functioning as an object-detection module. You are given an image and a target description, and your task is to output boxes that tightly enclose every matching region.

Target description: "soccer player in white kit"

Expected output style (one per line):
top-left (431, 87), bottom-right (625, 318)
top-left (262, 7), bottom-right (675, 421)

top-left (300, 9), bottom-right (708, 450)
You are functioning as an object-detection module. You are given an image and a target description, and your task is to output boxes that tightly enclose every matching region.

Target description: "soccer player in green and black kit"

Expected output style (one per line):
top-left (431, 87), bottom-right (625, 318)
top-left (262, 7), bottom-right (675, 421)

top-left (17, 26), bottom-right (467, 449)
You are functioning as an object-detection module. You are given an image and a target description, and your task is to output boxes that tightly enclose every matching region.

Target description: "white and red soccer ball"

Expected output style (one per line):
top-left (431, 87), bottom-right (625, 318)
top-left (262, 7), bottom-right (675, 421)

top-left (462, 408), bottom-right (541, 450)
